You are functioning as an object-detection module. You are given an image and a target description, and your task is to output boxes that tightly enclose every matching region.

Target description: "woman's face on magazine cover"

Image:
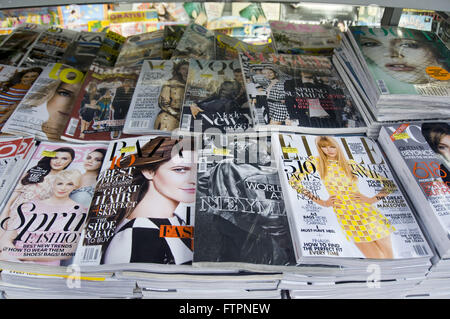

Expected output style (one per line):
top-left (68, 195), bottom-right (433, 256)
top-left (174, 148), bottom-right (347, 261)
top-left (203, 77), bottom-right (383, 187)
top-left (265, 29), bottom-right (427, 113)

top-left (47, 81), bottom-right (81, 116)
top-left (143, 150), bottom-right (197, 204)
top-left (20, 71), bottom-right (40, 86)
top-left (53, 178), bottom-right (78, 199)
top-left (178, 64), bottom-right (189, 82)
top-left (320, 144), bottom-right (338, 160)
top-left (360, 35), bottom-right (438, 84)
top-left (84, 151), bottom-right (105, 172)
top-left (50, 151), bottom-right (73, 171)
top-left (263, 68), bottom-right (276, 80)
top-left (437, 134), bottom-right (450, 162)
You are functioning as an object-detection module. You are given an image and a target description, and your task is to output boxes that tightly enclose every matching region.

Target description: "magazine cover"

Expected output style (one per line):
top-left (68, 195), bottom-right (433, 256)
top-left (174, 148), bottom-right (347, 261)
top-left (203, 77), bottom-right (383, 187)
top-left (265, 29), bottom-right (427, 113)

top-left (0, 141), bottom-right (108, 266)
top-left (239, 52), bottom-right (366, 133)
top-left (214, 31), bottom-right (276, 60)
top-left (115, 30), bottom-right (164, 67)
top-left (0, 136), bottom-right (26, 202)
top-left (0, 136), bottom-right (36, 209)
top-left (183, 2), bottom-right (208, 26)
top-left (171, 23), bottom-right (216, 60)
top-left (1, 63), bottom-right (85, 141)
top-left (92, 30), bottom-right (127, 67)
top-left (0, 64), bottom-right (44, 128)
top-left (123, 59), bottom-right (189, 134)
top-left (19, 26), bottom-right (78, 68)
top-left (349, 26), bottom-right (450, 96)
top-left (0, 24), bottom-right (46, 67)
top-left (61, 64), bottom-right (140, 143)
top-left (74, 135), bottom-right (196, 267)
top-left (270, 21), bottom-right (341, 55)
top-left (179, 59), bottom-right (252, 133)
top-left (60, 31), bottom-right (106, 73)
top-left (380, 122), bottom-right (450, 234)
top-left (162, 24), bottom-right (187, 59)
top-left (193, 133), bottom-right (296, 269)
top-left (273, 132), bottom-right (431, 261)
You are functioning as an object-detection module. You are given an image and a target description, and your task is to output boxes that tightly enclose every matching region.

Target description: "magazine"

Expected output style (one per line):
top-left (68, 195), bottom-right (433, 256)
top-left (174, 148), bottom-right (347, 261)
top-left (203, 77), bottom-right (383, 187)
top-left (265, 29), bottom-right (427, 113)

top-left (1, 63), bottom-right (85, 141)
top-left (92, 30), bottom-right (127, 68)
top-left (0, 141), bottom-right (108, 266)
top-left (115, 30), bottom-right (164, 67)
top-left (349, 26), bottom-right (450, 97)
top-left (193, 133), bottom-right (297, 271)
top-left (61, 63), bottom-right (140, 143)
top-left (272, 132), bottom-right (432, 264)
top-left (378, 122), bottom-right (450, 258)
top-left (171, 23), bottom-right (276, 61)
top-left (214, 31), bottom-right (276, 60)
top-left (0, 136), bottom-right (36, 210)
top-left (269, 21), bottom-right (341, 55)
top-left (0, 24), bottom-right (46, 67)
top-left (0, 64), bottom-right (44, 128)
top-left (171, 23), bottom-right (216, 60)
top-left (162, 24), bottom-right (187, 59)
top-left (239, 52), bottom-right (367, 134)
top-left (19, 26), bottom-right (78, 68)
top-left (345, 26), bottom-right (450, 121)
top-left (74, 135), bottom-right (196, 268)
top-left (123, 59), bottom-right (189, 135)
top-left (60, 31), bottom-right (106, 73)
top-left (179, 59), bottom-right (252, 134)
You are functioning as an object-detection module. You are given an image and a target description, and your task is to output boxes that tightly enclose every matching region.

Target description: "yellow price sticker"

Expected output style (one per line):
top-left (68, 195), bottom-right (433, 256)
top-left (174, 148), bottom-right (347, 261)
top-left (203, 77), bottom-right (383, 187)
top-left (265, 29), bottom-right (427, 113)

top-left (213, 148), bottom-right (231, 156)
top-left (120, 146), bottom-right (136, 153)
top-left (392, 133), bottom-right (409, 140)
top-left (282, 147), bottom-right (298, 153)
top-left (41, 151), bottom-right (56, 157)
top-left (200, 74), bottom-right (213, 78)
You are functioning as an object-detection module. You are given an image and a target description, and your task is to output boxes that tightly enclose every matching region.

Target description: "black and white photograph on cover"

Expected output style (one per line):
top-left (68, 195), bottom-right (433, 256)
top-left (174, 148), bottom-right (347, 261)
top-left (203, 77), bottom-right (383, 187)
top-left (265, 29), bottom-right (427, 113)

top-left (182, 59), bottom-right (252, 133)
top-left (99, 136), bottom-right (196, 265)
top-left (421, 122), bottom-right (450, 184)
top-left (240, 53), bottom-right (365, 131)
top-left (193, 134), bottom-right (296, 268)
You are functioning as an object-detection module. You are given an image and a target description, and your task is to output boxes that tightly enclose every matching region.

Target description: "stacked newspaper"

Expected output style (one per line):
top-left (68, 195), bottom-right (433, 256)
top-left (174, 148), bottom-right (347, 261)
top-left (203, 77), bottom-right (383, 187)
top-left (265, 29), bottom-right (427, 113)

top-left (335, 26), bottom-right (450, 131)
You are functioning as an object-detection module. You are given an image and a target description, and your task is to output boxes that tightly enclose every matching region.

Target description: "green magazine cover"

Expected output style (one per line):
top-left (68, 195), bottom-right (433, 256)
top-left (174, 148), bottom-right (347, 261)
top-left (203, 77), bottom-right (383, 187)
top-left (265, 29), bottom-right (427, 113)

top-left (350, 26), bottom-right (450, 97)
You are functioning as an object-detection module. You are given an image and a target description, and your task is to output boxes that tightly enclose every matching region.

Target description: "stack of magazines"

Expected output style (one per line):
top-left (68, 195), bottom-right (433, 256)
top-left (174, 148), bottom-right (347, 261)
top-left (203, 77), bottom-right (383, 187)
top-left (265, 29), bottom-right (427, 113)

top-left (335, 26), bottom-right (450, 137)
top-left (0, 20), bottom-right (449, 299)
top-left (378, 121), bottom-right (450, 298)
top-left (271, 132), bottom-right (432, 298)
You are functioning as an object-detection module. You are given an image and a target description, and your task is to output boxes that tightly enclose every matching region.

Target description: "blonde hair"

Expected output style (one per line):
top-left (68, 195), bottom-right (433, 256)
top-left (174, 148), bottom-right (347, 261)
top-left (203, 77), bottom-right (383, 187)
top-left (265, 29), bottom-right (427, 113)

top-left (315, 136), bottom-right (356, 181)
top-left (21, 79), bottom-right (60, 108)
top-left (53, 169), bottom-right (82, 189)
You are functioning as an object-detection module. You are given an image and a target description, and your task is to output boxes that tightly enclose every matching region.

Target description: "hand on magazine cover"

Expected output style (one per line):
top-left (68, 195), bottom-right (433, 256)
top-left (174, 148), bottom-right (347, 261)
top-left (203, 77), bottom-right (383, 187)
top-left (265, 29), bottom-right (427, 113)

top-left (190, 103), bottom-right (203, 119)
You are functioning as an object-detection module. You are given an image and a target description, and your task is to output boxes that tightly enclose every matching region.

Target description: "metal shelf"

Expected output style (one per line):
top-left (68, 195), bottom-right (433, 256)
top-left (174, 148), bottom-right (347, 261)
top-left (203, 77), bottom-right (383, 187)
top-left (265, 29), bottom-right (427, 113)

top-left (0, 0), bottom-right (449, 12)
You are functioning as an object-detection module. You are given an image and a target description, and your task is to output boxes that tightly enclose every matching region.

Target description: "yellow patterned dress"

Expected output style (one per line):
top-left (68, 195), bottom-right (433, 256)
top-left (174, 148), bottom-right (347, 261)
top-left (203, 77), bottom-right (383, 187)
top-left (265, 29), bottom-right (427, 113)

top-left (289, 157), bottom-right (396, 243)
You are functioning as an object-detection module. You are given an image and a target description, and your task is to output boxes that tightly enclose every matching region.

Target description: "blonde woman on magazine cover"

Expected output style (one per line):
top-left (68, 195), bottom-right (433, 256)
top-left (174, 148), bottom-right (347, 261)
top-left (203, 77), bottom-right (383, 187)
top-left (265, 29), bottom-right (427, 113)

top-left (0, 169), bottom-right (86, 264)
top-left (289, 136), bottom-right (396, 259)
